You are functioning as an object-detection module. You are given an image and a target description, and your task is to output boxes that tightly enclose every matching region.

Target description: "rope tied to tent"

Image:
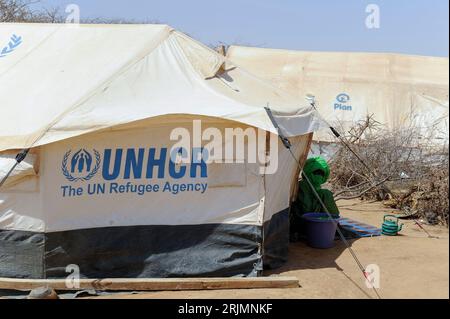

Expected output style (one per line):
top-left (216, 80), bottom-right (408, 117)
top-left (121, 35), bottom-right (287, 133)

top-left (264, 106), bottom-right (382, 299)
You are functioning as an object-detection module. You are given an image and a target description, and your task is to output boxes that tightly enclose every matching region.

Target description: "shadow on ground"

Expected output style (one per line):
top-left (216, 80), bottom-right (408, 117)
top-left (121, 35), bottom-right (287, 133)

top-left (265, 239), bottom-right (359, 274)
top-left (264, 238), bottom-right (376, 299)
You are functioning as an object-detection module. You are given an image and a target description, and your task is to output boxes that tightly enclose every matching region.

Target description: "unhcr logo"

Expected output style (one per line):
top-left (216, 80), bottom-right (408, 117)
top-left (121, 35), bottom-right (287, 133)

top-left (61, 147), bottom-right (207, 183)
top-left (0, 34), bottom-right (22, 58)
top-left (334, 93), bottom-right (352, 111)
top-left (62, 149), bottom-right (101, 182)
top-left (58, 120), bottom-right (279, 198)
top-left (60, 147), bottom-right (209, 197)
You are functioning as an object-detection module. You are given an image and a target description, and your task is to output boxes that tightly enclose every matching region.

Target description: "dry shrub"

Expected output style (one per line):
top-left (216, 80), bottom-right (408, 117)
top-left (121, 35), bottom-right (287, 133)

top-left (328, 115), bottom-right (449, 226)
top-left (386, 161), bottom-right (449, 226)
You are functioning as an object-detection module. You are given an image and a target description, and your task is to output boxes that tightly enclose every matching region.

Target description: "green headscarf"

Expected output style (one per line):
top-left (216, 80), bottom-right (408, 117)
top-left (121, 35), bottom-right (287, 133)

top-left (294, 156), bottom-right (340, 217)
top-left (302, 157), bottom-right (330, 190)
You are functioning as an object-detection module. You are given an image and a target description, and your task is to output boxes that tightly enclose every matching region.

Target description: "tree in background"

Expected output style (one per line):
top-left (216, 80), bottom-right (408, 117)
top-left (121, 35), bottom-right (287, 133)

top-left (0, 0), bottom-right (34, 22)
top-left (1, 0), bottom-right (162, 23)
top-left (1, 0), bottom-right (64, 22)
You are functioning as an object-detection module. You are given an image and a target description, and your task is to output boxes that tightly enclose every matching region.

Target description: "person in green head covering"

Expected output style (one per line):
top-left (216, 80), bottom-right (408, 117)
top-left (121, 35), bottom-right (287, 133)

top-left (290, 157), bottom-right (340, 239)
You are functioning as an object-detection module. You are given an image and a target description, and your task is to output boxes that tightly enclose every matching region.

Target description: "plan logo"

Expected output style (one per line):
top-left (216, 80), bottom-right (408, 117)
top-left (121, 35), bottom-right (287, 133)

top-left (0, 34), bottom-right (22, 58)
top-left (62, 149), bottom-right (101, 182)
top-left (334, 93), bottom-right (352, 111)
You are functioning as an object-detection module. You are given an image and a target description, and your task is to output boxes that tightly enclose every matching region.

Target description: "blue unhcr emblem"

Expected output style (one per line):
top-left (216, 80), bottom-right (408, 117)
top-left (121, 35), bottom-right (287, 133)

top-left (62, 149), bottom-right (101, 182)
top-left (0, 34), bottom-right (22, 58)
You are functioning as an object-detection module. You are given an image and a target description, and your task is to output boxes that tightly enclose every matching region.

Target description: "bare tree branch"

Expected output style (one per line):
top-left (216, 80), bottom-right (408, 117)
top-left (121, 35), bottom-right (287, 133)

top-left (328, 112), bottom-right (449, 226)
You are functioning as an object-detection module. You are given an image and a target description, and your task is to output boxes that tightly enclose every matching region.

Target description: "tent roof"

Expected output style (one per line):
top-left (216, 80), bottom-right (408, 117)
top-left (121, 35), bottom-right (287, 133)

top-left (226, 46), bottom-right (449, 143)
top-left (0, 24), bottom-right (319, 151)
top-left (227, 46), bottom-right (449, 87)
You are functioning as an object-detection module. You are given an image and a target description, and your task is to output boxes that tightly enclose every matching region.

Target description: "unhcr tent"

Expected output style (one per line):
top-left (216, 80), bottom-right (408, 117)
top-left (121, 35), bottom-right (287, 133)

top-left (0, 24), bottom-right (319, 279)
top-left (226, 46), bottom-right (449, 144)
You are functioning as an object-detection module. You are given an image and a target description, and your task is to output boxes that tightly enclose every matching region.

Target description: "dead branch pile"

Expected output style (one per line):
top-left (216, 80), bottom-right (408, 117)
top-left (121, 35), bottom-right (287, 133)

top-left (328, 115), bottom-right (449, 226)
top-left (385, 163), bottom-right (449, 226)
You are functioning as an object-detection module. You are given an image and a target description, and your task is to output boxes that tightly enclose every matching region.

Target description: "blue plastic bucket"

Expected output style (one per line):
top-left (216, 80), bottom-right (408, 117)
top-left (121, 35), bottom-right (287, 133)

top-left (302, 213), bottom-right (339, 249)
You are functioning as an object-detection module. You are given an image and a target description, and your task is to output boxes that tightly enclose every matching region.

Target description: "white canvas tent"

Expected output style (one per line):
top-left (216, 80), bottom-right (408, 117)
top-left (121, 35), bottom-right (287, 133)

top-left (226, 46), bottom-right (449, 145)
top-left (0, 23), bottom-right (319, 279)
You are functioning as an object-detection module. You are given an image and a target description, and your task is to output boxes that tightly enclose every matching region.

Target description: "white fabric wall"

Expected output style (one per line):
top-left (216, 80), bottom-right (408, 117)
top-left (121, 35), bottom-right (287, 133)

top-left (0, 118), bottom-right (310, 233)
top-left (263, 134), bottom-right (311, 223)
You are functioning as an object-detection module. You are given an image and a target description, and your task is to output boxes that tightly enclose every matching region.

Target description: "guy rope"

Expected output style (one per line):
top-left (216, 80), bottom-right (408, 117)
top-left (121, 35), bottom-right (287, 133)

top-left (265, 106), bottom-right (382, 299)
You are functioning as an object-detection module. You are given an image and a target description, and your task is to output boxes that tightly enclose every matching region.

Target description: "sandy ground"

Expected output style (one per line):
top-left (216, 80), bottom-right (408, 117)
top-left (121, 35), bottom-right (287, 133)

top-left (90, 199), bottom-right (449, 299)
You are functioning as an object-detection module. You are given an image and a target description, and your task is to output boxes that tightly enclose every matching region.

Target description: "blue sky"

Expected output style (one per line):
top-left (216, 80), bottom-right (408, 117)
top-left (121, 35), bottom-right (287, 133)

top-left (33, 0), bottom-right (449, 57)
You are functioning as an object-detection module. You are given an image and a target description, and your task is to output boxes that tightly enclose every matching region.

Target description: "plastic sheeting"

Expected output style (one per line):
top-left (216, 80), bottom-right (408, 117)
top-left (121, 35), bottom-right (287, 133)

top-left (0, 223), bottom-right (262, 279)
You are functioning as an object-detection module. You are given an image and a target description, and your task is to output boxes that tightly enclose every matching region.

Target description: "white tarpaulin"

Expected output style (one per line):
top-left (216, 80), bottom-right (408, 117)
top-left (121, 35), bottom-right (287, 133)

top-left (226, 46), bottom-right (449, 143)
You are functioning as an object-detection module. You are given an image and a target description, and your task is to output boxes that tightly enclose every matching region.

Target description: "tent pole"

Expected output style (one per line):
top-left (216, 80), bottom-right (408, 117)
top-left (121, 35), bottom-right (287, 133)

top-left (0, 148), bottom-right (30, 189)
top-left (307, 98), bottom-right (437, 237)
top-left (307, 98), bottom-right (392, 193)
top-left (264, 106), bottom-right (382, 299)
